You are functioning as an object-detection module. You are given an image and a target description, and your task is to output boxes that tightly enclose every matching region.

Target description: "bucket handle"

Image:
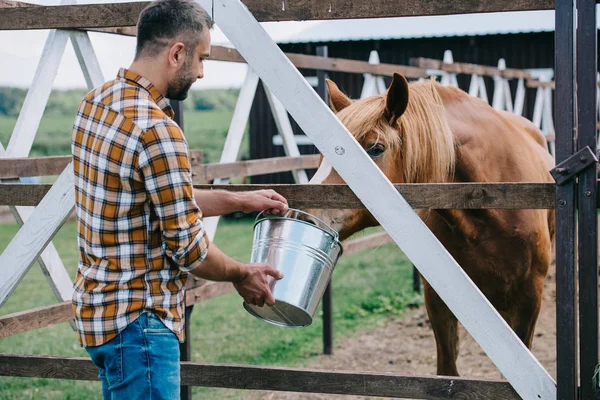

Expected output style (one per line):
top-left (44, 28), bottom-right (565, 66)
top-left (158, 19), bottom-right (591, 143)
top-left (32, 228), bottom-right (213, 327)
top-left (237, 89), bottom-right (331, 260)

top-left (255, 208), bottom-right (340, 243)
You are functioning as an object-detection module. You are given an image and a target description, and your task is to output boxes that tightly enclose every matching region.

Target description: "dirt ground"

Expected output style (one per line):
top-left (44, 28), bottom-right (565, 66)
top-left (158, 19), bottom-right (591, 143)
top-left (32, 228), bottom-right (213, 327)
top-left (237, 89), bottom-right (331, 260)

top-left (246, 260), bottom-right (562, 400)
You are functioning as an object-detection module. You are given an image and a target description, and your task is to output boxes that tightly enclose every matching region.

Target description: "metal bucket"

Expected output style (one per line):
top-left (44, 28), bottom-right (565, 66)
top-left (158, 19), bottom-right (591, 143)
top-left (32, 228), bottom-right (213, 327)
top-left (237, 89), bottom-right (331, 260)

top-left (243, 208), bottom-right (343, 327)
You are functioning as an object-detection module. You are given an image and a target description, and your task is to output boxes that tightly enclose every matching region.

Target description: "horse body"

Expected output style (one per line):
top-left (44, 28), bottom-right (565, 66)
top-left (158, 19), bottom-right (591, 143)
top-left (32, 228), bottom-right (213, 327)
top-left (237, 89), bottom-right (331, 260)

top-left (304, 74), bottom-right (555, 376)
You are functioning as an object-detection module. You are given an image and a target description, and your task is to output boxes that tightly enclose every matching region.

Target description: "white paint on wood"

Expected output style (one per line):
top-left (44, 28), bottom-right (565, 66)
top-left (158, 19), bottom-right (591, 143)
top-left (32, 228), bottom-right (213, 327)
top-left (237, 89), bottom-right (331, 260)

top-left (492, 59), bottom-right (513, 113)
top-left (0, 146), bottom-right (73, 303)
top-left (70, 30), bottom-right (105, 89)
top-left (272, 134), bottom-right (313, 146)
top-left (0, 164), bottom-right (75, 307)
top-left (200, 1), bottom-right (556, 399)
top-left (360, 50), bottom-right (386, 99)
top-left (202, 68), bottom-right (259, 241)
top-left (309, 158), bottom-right (332, 184)
top-left (440, 50), bottom-right (458, 87)
top-left (467, 74), bottom-right (488, 103)
top-left (513, 78), bottom-right (526, 116)
top-left (264, 88), bottom-right (309, 184)
top-left (6, 29), bottom-right (70, 158)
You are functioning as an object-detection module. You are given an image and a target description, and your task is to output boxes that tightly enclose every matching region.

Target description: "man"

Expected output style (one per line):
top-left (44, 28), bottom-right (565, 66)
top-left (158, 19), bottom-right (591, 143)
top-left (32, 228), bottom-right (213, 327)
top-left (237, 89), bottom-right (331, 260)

top-left (70, 0), bottom-right (287, 398)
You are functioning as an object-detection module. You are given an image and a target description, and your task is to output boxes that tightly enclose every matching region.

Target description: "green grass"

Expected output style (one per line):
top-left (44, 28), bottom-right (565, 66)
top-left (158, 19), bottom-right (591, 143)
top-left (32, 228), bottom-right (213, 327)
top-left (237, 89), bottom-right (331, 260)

top-left (0, 106), bottom-right (246, 163)
top-left (0, 219), bottom-right (418, 399)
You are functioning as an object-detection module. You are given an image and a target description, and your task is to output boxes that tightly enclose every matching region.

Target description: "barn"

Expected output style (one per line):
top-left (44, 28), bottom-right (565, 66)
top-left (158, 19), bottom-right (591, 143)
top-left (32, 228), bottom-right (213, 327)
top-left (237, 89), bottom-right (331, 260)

top-left (248, 10), bottom-right (599, 184)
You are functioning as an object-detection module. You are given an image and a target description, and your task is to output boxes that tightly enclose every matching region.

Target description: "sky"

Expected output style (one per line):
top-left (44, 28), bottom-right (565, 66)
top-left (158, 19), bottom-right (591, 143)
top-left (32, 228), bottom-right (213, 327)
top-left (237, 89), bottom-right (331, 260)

top-left (0, 0), bottom-right (319, 90)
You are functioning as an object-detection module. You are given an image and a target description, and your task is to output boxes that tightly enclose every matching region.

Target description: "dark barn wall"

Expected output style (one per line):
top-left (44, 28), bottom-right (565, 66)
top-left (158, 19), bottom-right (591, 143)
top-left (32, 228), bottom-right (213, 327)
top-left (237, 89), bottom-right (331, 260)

top-left (248, 32), bottom-right (568, 184)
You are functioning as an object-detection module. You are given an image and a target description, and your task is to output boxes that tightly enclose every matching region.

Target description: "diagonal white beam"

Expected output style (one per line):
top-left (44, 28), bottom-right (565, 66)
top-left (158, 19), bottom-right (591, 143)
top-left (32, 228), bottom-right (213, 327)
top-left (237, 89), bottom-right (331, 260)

top-left (203, 68), bottom-right (259, 241)
top-left (0, 164), bottom-right (75, 307)
top-left (200, 1), bottom-right (556, 399)
top-left (1, 150), bottom-right (73, 304)
top-left (1, 19), bottom-right (106, 305)
top-left (264, 88), bottom-right (308, 184)
top-left (6, 29), bottom-right (70, 158)
top-left (70, 30), bottom-right (105, 88)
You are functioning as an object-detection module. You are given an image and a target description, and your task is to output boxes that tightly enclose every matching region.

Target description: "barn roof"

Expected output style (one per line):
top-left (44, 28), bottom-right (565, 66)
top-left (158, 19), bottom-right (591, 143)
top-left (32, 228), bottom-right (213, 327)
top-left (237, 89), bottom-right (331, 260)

top-left (276, 9), bottom-right (600, 44)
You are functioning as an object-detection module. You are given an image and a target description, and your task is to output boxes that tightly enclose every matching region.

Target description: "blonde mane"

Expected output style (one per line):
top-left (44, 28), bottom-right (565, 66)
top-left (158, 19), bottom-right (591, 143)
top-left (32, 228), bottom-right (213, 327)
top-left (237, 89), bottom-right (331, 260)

top-left (336, 80), bottom-right (456, 183)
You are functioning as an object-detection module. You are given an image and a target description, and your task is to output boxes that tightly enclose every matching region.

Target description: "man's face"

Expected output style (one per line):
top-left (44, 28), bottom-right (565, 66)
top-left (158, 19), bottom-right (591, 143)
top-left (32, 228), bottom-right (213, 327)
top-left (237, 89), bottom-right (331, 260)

top-left (166, 30), bottom-right (211, 101)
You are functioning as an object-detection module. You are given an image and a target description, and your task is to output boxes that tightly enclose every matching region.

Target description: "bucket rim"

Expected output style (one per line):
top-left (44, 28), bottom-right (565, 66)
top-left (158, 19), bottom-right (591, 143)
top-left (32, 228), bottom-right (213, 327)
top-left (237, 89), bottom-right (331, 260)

top-left (253, 208), bottom-right (344, 255)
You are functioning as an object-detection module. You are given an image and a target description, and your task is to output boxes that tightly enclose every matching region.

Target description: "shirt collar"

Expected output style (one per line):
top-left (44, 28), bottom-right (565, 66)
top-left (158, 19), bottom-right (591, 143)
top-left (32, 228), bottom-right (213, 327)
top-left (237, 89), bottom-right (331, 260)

top-left (117, 68), bottom-right (175, 119)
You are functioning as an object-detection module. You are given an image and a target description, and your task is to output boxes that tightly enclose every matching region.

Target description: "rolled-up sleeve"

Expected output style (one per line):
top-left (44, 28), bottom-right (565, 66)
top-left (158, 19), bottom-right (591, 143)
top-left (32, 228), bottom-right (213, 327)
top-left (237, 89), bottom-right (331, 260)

top-left (137, 121), bottom-right (209, 272)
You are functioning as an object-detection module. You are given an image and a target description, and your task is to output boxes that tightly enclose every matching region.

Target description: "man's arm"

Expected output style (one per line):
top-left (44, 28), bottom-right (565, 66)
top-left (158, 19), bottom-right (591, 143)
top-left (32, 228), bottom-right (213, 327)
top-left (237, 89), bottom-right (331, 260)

top-left (138, 122), bottom-right (283, 306)
top-left (193, 188), bottom-right (288, 217)
top-left (187, 241), bottom-right (282, 307)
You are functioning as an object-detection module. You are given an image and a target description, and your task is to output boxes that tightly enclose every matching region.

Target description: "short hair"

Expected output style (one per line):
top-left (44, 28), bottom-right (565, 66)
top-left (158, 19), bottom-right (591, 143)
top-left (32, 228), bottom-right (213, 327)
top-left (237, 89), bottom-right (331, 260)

top-left (135, 0), bottom-right (214, 59)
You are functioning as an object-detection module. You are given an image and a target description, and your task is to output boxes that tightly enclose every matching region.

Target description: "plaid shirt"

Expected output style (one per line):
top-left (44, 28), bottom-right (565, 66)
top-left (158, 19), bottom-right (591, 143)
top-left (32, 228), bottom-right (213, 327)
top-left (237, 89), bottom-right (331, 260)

top-left (71, 68), bottom-right (210, 347)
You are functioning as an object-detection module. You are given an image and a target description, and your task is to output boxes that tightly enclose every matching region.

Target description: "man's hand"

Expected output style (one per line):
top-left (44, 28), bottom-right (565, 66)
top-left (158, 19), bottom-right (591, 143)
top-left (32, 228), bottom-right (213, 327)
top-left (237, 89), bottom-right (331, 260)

top-left (239, 190), bottom-right (288, 215)
top-left (233, 263), bottom-right (283, 307)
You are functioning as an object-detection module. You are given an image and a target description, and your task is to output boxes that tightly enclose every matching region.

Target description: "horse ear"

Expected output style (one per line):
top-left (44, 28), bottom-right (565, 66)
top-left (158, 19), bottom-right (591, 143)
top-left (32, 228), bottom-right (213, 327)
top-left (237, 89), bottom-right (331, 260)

top-left (385, 73), bottom-right (410, 125)
top-left (326, 79), bottom-right (352, 112)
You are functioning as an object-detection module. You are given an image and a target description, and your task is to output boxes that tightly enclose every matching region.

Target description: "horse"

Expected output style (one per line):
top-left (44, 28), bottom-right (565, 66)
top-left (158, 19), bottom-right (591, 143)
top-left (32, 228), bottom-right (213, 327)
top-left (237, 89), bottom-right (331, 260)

top-left (303, 73), bottom-right (555, 377)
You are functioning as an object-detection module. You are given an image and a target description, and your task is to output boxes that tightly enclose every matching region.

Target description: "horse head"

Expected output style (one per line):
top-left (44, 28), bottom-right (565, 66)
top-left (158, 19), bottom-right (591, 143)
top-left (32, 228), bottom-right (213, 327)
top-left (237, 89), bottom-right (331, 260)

top-left (303, 73), bottom-right (455, 241)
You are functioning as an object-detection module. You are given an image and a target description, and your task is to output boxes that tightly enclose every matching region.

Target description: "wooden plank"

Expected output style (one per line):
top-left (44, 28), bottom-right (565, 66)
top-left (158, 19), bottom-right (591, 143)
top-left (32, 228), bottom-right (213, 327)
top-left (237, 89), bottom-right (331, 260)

top-left (0, 165), bottom-right (75, 307)
top-left (343, 231), bottom-right (393, 254)
top-left (0, 354), bottom-right (519, 399)
top-left (0, 182), bottom-right (558, 209)
top-left (0, 302), bottom-right (72, 338)
top-left (0, 0), bottom-right (555, 30)
top-left (208, 1), bottom-right (556, 399)
top-left (287, 53), bottom-right (426, 78)
top-left (197, 155), bottom-right (320, 182)
top-left (554, 1), bottom-right (578, 399)
top-left (527, 79), bottom-right (556, 89)
top-left (0, 0), bottom-right (35, 7)
top-left (576, 1), bottom-right (599, 399)
top-left (411, 57), bottom-right (531, 79)
top-left (185, 281), bottom-right (234, 305)
top-left (0, 151), bottom-right (203, 179)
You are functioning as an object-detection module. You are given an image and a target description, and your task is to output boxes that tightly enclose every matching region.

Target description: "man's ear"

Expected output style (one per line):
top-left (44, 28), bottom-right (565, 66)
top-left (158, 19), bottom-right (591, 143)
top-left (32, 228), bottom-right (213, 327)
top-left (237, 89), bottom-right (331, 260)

top-left (384, 73), bottom-right (410, 125)
top-left (326, 79), bottom-right (352, 112)
top-left (168, 42), bottom-right (186, 67)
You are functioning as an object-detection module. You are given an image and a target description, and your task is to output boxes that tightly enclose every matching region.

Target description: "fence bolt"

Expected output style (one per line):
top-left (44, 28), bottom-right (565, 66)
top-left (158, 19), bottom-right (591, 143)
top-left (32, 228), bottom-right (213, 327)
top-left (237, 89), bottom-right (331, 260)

top-left (558, 198), bottom-right (567, 207)
top-left (335, 146), bottom-right (345, 155)
top-left (586, 190), bottom-right (592, 198)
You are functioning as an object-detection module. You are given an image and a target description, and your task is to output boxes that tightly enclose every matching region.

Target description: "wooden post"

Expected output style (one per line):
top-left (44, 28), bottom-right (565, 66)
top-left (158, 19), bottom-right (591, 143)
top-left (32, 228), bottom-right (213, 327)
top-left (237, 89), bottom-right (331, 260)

top-left (172, 99), bottom-right (193, 400)
top-left (316, 45), bottom-right (333, 356)
top-left (576, 0), bottom-right (599, 398)
top-left (554, 1), bottom-right (578, 399)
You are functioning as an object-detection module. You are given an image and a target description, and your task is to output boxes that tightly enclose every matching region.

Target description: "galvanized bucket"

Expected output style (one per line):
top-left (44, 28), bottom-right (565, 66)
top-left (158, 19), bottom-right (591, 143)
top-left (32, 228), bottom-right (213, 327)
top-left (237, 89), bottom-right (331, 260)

top-left (243, 208), bottom-right (343, 327)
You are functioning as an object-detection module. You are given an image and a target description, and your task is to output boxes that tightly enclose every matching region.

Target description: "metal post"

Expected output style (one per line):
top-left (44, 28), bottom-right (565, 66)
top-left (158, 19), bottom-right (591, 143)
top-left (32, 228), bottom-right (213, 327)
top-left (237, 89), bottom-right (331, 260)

top-left (576, 0), bottom-right (599, 398)
top-left (555, 1), bottom-right (579, 399)
top-left (413, 266), bottom-right (421, 294)
top-left (316, 45), bottom-right (333, 356)
top-left (172, 99), bottom-right (194, 400)
top-left (179, 304), bottom-right (194, 400)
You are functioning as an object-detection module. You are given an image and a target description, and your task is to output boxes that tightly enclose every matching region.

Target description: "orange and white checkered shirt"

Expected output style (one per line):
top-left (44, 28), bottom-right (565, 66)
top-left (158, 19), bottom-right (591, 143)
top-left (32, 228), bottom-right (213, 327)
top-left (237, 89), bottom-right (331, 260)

top-left (71, 68), bottom-right (210, 347)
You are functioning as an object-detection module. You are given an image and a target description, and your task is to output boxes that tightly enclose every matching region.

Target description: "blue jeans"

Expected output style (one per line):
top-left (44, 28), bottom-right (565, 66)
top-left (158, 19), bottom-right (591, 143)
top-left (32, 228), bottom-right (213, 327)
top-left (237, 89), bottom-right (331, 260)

top-left (85, 312), bottom-right (181, 400)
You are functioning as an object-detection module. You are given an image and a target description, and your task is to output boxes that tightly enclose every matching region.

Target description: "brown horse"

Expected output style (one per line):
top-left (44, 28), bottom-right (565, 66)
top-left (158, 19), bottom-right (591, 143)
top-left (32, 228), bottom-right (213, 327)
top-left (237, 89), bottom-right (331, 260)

top-left (304, 73), bottom-right (555, 377)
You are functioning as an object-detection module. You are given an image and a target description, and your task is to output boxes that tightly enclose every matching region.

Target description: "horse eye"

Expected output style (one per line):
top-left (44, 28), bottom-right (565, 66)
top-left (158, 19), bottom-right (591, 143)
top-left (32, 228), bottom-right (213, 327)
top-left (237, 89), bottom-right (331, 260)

top-left (366, 144), bottom-right (385, 158)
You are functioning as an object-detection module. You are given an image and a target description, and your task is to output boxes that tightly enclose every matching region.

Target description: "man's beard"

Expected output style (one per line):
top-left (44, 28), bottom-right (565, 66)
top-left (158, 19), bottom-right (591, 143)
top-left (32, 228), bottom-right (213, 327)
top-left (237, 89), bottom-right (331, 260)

top-left (166, 62), bottom-right (195, 101)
